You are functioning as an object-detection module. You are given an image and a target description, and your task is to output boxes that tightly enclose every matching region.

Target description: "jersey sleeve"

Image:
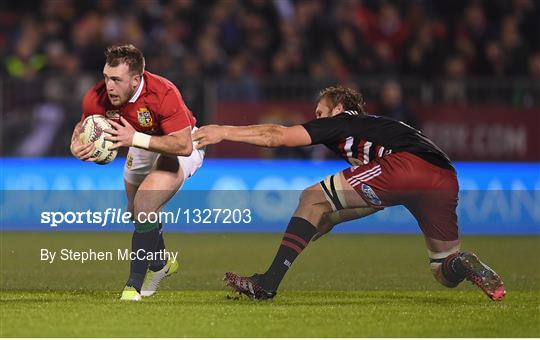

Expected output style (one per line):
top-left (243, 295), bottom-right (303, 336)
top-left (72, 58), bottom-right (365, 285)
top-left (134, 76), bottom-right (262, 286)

top-left (301, 115), bottom-right (348, 145)
top-left (81, 89), bottom-right (97, 121)
top-left (158, 88), bottom-right (193, 134)
top-left (81, 83), bottom-right (106, 122)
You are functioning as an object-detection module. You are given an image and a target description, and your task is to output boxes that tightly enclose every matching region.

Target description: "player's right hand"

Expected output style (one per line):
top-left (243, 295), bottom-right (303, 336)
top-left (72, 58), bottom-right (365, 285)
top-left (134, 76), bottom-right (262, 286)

top-left (70, 139), bottom-right (97, 162)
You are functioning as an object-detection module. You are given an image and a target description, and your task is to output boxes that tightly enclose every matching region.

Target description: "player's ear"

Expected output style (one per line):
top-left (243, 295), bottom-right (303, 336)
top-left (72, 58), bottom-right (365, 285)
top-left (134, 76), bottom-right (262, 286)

top-left (332, 103), bottom-right (344, 116)
top-left (131, 73), bottom-right (141, 89)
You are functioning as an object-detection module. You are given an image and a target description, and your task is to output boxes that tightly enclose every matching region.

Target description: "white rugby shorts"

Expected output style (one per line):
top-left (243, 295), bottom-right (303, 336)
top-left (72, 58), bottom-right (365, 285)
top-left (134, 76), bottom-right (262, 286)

top-left (123, 128), bottom-right (205, 186)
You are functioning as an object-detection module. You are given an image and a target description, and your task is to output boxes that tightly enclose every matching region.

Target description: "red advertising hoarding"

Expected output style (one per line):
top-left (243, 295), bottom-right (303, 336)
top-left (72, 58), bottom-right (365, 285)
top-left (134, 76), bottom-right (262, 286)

top-left (212, 101), bottom-right (540, 161)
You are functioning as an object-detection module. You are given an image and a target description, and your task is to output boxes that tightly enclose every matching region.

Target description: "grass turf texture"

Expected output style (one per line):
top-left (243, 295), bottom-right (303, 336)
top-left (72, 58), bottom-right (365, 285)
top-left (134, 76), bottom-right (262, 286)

top-left (1, 232), bottom-right (539, 337)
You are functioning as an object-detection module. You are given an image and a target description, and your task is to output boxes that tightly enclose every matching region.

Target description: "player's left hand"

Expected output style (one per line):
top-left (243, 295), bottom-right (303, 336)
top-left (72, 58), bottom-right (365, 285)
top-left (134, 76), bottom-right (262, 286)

top-left (312, 212), bottom-right (337, 241)
top-left (192, 125), bottom-right (225, 149)
top-left (312, 224), bottom-right (335, 242)
top-left (105, 117), bottom-right (135, 150)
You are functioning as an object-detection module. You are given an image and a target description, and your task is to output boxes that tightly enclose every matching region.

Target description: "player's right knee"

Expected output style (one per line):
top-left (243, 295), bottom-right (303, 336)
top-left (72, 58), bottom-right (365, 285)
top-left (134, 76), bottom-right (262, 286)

top-left (297, 186), bottom-right (319, 212)
top-left (295, 185), bottom-right (331, 226)
top-left (298, 185), bottom-right (317, 203)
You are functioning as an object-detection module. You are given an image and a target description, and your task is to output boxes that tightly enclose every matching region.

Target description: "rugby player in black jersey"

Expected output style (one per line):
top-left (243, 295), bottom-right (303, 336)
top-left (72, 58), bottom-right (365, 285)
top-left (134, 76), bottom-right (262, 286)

top-left (193, 86), bottom-right (505, 301)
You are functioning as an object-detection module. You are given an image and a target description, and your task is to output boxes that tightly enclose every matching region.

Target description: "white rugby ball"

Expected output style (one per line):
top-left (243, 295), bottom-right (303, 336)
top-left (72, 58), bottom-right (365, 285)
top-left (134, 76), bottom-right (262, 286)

top-left (79, 115), bottom-right (117, 164)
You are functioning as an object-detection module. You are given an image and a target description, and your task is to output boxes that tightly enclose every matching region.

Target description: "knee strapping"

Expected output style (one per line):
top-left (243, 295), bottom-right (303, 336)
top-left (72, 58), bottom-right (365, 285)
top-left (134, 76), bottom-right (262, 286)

top-left (320, 175), bottom-right (346, 211)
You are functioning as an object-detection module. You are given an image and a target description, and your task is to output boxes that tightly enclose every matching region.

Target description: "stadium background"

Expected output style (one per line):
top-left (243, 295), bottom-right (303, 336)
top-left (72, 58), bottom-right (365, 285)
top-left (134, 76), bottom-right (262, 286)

top-left (1, 0), bottom-right (538, 234)
top-left (0, 1), bottom-right (539, 338)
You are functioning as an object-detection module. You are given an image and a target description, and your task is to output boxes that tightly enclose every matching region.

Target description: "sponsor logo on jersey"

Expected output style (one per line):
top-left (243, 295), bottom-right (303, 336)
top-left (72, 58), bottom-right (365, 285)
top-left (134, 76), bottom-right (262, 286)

top-left (105, 110), bottom-right (120, 119)
top-left (361, 183), bottom-right (382, 206)
top-left (137, 107), bottom-right (153, 127)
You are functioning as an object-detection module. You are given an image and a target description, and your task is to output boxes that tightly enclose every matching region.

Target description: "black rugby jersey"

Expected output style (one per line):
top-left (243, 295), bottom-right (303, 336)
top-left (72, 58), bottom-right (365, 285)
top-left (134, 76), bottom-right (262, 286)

top-left (302, 110), bottom-right (453, 170)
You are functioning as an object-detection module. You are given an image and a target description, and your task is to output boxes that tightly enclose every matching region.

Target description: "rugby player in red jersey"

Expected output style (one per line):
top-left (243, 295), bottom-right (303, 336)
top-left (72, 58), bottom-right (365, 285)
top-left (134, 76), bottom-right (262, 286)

top-left (193, 86), bottom-right (505, 301)
top-left (70, 45), bottom-right (204, 301)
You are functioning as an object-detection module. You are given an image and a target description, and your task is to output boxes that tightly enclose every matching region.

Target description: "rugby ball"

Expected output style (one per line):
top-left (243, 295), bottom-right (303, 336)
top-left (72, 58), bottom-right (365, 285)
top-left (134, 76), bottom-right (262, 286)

top-left (79, 115), bottom-right (117, 164)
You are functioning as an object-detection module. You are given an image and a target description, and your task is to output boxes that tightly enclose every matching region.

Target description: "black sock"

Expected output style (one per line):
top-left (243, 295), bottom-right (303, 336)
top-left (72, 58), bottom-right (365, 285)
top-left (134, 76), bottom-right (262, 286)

top-left (441, 252), bottom-right (466, 284)
top-left (261, 217), bottom-right (317, 292)
top-left (149, 224), bottom-right (167, 272)
top-left (126, 227), bottom-right (160, 292)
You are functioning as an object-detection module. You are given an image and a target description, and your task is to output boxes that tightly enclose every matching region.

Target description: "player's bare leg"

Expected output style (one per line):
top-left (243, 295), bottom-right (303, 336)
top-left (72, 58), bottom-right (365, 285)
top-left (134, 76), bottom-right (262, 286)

top-left (314, 207), bottom-right (378, 241)
top-left (124, 178), bottom-right (176, 298)
top-left (124, 180), bottom-right (138, 217)
top-left (426, 237), bottom-right (505, 300)
top-left (122, 155), bottom-right (184, 299)
top-left (225, 172), bottom-right (377, 299)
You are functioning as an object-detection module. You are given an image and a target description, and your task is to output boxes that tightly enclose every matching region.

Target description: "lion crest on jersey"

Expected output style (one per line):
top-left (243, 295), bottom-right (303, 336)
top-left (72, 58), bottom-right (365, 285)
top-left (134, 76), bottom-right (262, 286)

top-left (126, 152), bottom-right (133, 169)
top-left (137, 107), bottom-right (153, 127)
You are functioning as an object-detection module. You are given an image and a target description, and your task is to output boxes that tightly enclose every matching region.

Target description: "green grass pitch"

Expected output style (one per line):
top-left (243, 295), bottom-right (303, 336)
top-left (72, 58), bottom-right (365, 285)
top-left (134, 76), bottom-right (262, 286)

top-left (1, 232), bottom-right (539, 337)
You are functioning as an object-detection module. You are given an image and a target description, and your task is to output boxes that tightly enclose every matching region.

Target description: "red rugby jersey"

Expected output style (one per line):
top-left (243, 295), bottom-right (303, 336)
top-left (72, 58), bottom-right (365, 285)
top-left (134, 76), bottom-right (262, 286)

top-left (81, 71), bottom-right (196, 135)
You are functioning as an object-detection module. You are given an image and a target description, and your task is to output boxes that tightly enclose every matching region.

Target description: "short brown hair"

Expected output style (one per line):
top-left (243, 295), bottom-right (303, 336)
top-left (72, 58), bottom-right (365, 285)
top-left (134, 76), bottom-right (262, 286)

top-left (105, 44), bottom-right (145, 75)
top-left (319, 85), bottom-right (367, 114)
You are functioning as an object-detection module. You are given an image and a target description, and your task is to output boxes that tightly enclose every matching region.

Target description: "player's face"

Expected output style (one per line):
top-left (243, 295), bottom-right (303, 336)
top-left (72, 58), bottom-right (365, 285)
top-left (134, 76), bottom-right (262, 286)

top-left (315, 98), bottom-right (343, 118)
top-left (103, 63), bottom-right (141, 107)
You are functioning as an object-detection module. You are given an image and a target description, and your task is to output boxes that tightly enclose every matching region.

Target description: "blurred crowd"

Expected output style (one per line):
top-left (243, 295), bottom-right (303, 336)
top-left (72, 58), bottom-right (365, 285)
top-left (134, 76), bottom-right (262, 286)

top-left (3, 0), bottom-right (540, 82)
top-left (1, 0), bottom-right (539, 156)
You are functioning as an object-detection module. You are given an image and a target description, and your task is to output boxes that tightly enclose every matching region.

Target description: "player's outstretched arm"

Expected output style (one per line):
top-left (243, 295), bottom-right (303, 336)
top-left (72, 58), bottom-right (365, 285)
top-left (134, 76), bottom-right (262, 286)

top-left (70, 121), bottom-right (97, 162)
top-left (105, 117), bottom-right (193, 156)
top-left (192, 124), bottom-right (312, 148)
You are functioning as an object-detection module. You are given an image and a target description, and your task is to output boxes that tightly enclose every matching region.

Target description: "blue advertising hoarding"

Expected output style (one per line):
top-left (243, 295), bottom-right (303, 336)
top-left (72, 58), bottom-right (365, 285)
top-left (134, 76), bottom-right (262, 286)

top-left (1, 158), bottom-right (539, 234)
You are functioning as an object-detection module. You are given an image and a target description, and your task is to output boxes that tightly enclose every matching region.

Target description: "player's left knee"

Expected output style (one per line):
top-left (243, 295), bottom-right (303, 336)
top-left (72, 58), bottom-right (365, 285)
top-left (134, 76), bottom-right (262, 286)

top-left (429, 261), bottom-right (459, 288)
top-left (425, 240), bottom-right (463, 287)
top-left (133, 199), bottom-right (155, 219)
top-left (132, 196), bottom-right (160, 231)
